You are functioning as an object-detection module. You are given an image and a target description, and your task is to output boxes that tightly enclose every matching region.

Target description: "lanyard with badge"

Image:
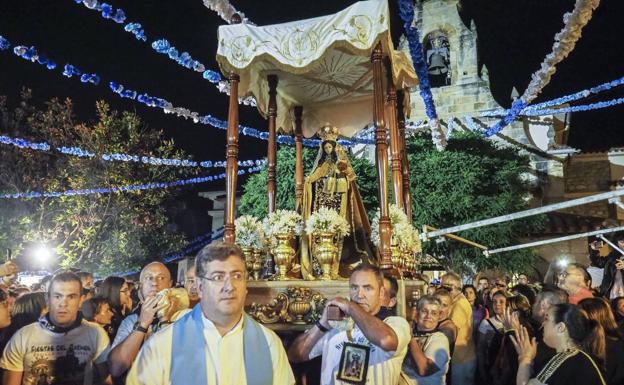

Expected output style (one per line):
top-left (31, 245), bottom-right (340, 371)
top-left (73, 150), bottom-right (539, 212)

top-left (328, 305), bottom-right (371, 385)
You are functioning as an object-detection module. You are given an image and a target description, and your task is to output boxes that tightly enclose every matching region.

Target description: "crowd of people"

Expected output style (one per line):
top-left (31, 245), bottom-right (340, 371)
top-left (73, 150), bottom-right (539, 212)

top-left (0, 237), bottom-right (623, 385)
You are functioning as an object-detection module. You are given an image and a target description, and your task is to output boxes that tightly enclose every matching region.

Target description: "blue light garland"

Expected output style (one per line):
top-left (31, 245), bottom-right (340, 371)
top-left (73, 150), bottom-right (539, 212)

top-left (72, 0), bottom-right (126, 24)
top-left (0, 166), bottom-right (262, 199)
top-left (523, 96), bottom-right (624, 116)
top-left (397, 0), bottom-right (446, 150)
top-left (1, 132), bottom-right (267, 168)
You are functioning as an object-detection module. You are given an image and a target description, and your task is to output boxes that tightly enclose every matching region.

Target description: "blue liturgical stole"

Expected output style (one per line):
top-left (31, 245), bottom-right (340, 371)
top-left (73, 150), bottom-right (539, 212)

top-left (170, 304), bottom-right (273, 385)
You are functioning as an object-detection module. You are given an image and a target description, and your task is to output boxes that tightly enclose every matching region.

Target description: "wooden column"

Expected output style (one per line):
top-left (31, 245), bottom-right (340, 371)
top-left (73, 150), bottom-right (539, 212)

top-left (294, 106), bottom-right (304, 213)
top-left (224, 73), bottom-right (240, 244)
top-left (398, 90), bottom-right (413, 222)
top-left (385, 58), bottom-right (404, 210)
top-left (267, 75), bottom-right (278, 213)
top-left (371, 44), bottom-right (393, 270)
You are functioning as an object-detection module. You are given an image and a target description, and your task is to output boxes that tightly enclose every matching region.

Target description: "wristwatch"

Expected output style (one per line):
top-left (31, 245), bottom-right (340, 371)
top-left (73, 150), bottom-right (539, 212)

top-left (315, 320), bottom-right (330, 333)
top-left (132, 322), bottom-right (149, 334)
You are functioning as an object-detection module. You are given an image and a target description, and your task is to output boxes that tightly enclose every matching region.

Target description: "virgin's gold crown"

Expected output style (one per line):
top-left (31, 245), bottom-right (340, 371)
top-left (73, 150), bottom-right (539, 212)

top-left (319, 126), bottom-right (339, 141)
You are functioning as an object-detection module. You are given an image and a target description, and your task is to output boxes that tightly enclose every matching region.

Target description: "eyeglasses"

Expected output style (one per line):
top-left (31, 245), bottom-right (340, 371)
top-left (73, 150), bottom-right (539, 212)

top-left (143, 275), bottom-right (168, 283)
top-left (185, 278), bottom-right (197, 285)
top-left (200, 272), bottom-right (246, 284)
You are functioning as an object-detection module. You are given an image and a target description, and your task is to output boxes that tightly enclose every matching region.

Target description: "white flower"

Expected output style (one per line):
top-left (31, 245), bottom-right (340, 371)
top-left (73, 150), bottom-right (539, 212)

top-left (262, 210), bottom-right (303, 238)
top-left (305, 208), bottom-right (350, 238)
top-left (235, 215), bottom-right (264, 248)
top-left (370, 204), bottom-right (411, 248)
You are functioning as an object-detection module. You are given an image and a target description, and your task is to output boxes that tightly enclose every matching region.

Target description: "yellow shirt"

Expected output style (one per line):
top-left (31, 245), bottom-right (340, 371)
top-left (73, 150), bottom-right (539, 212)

top-left (126, 314), bottom-right (295, 385)
top-left (449, 293), bottom-right (476, 364)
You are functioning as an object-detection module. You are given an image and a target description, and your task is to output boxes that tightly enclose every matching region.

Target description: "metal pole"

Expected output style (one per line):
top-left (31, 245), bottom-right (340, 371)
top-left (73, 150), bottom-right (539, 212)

top-left (597, 234), bottom-right (624, 256)
top-left (423, 189), bottom-right (624, 240)
top-left (424, 225), bottom-right (487, 250)
top-left (486, 226), bottom-right (624, 255)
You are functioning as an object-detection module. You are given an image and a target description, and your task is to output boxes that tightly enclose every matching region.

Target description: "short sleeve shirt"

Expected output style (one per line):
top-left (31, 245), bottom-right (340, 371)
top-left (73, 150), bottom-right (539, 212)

top-left (309, 315), bottom-right (411, 385)
top-left (0, 320), bottom-right (110, 385)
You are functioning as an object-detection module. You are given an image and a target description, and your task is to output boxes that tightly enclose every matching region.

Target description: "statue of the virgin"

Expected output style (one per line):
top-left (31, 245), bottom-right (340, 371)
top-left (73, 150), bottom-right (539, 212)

top-left (301, 126), bottom-right (375, 279)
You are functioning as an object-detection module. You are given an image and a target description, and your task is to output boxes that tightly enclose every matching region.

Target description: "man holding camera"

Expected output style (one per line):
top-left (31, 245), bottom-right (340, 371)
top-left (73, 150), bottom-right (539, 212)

top-left (288, 264), bottom-right (410, 385)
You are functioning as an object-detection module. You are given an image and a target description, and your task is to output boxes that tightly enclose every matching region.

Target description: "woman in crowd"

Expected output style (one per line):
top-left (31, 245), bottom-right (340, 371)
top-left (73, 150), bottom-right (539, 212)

top-left (464, 284), bottom-right (486, 339)
top-left (81, 297), bottom-right (115, 339)
top-left (511, 303), bottom-right (606, 385)
top-left (610, 296), bottom-right (624, 328)
top-left (477, 290), bottom-right (507, 384)
top-left (0, 292), bottom-right (46, 353)
top-left (490, 295), bottom-right (534, 385)
top-left (579, 297), bottom-right (624, 385)
top-left (433, 288), bottom-right (458, 355)
top-left (98, 276), bottom-right (133, 338)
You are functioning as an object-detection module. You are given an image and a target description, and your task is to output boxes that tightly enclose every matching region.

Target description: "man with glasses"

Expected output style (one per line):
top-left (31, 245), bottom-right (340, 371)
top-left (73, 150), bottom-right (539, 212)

top-left (557, 262), bottom-right (593, 304)
top-left (126, 242), bottom-right (294, 385)
top-left (108, 262), bottom-right (172, 378)
top-left (401, 295), bottom-right (450, 385)
top-left (439, 272), bottom-right (475, 385)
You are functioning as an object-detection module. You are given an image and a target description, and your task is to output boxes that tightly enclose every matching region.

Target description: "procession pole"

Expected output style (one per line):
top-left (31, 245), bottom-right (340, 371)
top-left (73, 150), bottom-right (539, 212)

top-left (372, 43), bottom-right (393, 270)
top-left (294, 106), bottom-right (304, 214)
top-left (267, 75), bottom-right (279, 213)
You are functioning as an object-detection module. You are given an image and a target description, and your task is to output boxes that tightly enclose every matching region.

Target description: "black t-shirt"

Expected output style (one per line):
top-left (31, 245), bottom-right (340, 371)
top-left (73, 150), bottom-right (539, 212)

top-left (534, 349), bottom-right (605, 385)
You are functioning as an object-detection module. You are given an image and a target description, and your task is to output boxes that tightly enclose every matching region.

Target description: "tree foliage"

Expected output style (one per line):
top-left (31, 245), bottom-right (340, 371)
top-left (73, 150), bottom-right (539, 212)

top-left (407, 131), bottom-right (544, 274)
top-left (239, 131), bottom-right (543, 275)
top-left (0, 90), bottom-right (197, 274)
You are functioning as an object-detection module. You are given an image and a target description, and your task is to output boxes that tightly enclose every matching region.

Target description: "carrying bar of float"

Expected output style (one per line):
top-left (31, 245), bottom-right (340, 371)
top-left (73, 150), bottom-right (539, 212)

top-left (423, 225), bottom-right (487, 250)
top-left (422, 189), bottom-right (624, 240)
top-left (485, 226), bottom-right (624, 255)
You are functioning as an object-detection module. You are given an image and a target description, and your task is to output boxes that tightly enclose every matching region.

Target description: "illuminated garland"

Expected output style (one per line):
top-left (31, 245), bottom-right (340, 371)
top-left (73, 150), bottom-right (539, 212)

top-left (201, 0), bottom-right (250, 24)
top-left (398, 0), bottom-right (447, 151)
top-left (1, 132), bottom-right (267, 168)
top-left (483, 0), bottom-right (601, 137)
top-left (69, 0), bottom-right (256, 106)
top-left (0, 166), bottom-right (262, 199)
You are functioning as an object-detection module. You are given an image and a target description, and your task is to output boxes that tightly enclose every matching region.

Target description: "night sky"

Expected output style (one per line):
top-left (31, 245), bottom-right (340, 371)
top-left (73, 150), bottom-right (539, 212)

top-left (1, 0), bottom-right (623, 169)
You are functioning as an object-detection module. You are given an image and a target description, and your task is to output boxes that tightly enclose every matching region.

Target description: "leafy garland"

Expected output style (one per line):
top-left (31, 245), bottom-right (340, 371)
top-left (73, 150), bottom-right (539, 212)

top-left (397, 0), bottom-right (447, 151)
top-left (0, 166), bottom-right (261, 199)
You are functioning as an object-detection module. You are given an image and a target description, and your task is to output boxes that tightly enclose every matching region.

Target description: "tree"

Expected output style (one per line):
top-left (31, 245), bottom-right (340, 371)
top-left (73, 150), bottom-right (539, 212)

top-left (238, 131), bottom-right (543, 275)
top-left (0, 89), bottom-right (200, 274)
top-left (407, 131), bottom-right (544, 274)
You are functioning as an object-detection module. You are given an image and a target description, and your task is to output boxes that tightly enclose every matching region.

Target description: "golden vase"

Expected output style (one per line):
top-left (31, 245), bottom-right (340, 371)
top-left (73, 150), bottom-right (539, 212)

top-left (390, 244), bottom-right (402, 271)
top-left (252, 248), bottom-right (263, 281)
top-left (315, 232), bottom-right (337, 280)
top-left (272, 233), bottom-right (295, 280)
top-left (289, 300), bottom-right (312, 324)
top-left (240, 246), bottom-right (255, 278)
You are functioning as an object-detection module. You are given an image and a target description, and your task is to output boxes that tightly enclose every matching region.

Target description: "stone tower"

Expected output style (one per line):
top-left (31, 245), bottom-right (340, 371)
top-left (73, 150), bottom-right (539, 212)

top-left (404, 0), bottom-right (572, 204)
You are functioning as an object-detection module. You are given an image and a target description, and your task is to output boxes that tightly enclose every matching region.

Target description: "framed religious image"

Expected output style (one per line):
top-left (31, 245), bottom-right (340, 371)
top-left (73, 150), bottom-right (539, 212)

top-left (336, 342), bottom-right (370, 384)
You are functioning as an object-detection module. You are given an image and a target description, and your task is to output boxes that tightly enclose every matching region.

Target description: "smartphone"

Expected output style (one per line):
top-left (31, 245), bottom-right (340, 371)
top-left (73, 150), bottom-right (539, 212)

top-left (327, 305), bottom-right (345, 321)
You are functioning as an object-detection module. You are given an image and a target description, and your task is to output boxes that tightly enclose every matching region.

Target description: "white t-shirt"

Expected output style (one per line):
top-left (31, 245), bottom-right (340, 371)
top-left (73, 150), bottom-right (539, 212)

top-left (0, 320), bottom-right (110, 385)
top-left (126, 313), bottom-right (295, 385)
top-left (401, 331), bottom-right (450, 385)
top-left (309, 315), bottom-right (411, 385)
top-left (112, 313), bottom-right (137, 349)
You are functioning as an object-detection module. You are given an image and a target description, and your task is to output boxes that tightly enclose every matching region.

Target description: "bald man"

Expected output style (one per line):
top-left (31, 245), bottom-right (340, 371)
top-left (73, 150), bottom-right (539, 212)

top-left (108, 262), bottom-right (173, 377)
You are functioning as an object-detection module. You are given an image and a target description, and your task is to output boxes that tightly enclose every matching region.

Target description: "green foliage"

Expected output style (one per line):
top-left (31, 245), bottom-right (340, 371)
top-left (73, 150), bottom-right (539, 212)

top-left (407, 131), bottom-right (544, 274)
top-left (238, 131), bottom-right (543, 276)
top-left (239, 145), bottom-right (379, 218)
top-left (0, 89), bottom-right (193, 274)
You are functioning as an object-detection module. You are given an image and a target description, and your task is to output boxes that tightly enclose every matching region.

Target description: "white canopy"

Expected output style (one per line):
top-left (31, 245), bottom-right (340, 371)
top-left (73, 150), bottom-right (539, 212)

top-left (216, 0), bottom-right (418, 138)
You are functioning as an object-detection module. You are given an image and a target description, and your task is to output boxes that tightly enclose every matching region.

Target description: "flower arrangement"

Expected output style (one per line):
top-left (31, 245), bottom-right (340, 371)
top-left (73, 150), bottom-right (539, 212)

top-left (370, 204), bottom-right (409, 247)
top-left (262, 209), bottom-right (303, 238)
top-left (305, 208), bottom-right (350, 238)
top-left (235, 215), bottom-right (264, 248)
top-left (392, 222), bottom-right (421, 254)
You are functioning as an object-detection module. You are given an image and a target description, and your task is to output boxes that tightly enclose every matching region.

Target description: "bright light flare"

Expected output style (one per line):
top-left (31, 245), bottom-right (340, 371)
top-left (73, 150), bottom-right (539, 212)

top-left (33, 245), bottom-right (53, 264)
top-left (557, 258), bottom-right (569, 268)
